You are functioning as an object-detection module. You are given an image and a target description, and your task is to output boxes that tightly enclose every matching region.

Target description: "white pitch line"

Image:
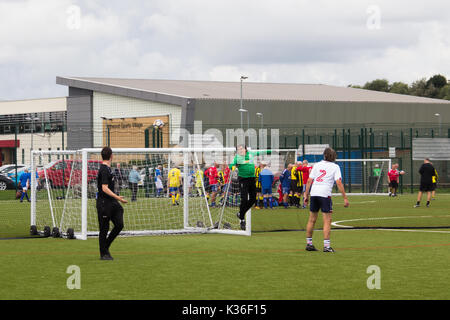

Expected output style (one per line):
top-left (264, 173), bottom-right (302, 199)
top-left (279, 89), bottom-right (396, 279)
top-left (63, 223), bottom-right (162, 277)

top-left (376, 229), bottom-right (450, 234)
top-left (333, 200), bottom-right (376, 205)
top-left (332, 215), bottom-right (445, 228)
top-left (332, 215), bottom-right (450, 234)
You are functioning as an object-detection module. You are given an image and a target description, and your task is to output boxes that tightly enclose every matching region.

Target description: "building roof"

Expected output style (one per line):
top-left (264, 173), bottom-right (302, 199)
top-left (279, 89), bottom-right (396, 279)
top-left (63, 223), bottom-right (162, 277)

top-left (0, 97), bottom-right (67, 115)
top-left (57, 76), bottom-right (450, 104)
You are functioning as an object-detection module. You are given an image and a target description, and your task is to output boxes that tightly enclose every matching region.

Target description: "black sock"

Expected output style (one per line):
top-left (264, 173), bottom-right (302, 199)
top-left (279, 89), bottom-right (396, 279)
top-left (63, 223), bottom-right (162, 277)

top-left (416, 201), bottom-right (420, 205)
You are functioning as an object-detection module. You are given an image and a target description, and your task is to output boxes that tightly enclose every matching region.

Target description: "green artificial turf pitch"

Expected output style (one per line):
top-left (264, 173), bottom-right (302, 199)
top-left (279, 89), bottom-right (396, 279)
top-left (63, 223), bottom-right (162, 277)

top-left (0, 193), bottom-right (449, 300)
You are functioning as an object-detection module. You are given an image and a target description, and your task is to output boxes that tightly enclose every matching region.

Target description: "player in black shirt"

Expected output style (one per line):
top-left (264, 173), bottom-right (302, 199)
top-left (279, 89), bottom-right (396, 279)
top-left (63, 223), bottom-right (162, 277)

top-left (97, 147), bottom-right (128, 260)
top-left (414, 158), bottom-right (435, 208)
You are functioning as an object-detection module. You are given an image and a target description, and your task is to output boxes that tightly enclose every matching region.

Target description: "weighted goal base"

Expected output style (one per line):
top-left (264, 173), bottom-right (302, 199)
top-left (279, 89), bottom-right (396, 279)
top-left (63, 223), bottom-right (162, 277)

top-left (75, 227), bottom-right (250, 240)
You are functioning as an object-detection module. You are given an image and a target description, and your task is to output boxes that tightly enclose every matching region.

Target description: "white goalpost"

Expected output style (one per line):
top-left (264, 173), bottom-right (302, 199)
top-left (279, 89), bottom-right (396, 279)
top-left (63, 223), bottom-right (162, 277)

top-left (31, 147), bottom-right (251, 240)
top-left (333, 158), bottom-right (392, 196)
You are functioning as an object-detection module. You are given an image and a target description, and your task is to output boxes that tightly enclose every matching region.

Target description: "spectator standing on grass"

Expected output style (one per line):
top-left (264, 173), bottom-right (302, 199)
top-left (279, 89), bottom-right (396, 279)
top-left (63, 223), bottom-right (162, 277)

top-left (128, 166), bottom-right (141, 202)
top-left (414, 158), bottom-right (436, 208)
top-left (114, 163), bottom-right (124, 195)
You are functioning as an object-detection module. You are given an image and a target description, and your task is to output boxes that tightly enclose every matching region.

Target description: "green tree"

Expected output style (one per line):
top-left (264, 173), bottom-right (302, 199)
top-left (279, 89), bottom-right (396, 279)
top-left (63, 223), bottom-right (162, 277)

top-left (409, 78), bottom-right (428, 97)
top-left (363, 79), bottom-right (390, 92)
top-left (389, 82), bottom-right (409, 95)
top-left (427, 74), bottom-right (447, 89)
top-left (424, 83), bottom-right (440, 98)
top-left (438, 84), bottom-right (450, 100)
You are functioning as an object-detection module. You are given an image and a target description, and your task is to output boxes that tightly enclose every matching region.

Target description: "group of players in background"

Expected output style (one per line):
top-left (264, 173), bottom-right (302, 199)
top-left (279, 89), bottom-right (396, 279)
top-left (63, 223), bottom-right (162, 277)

top-left (114, 154), bottom-right (440, 213)
top-left (163, 158), bottom-right (316, 211)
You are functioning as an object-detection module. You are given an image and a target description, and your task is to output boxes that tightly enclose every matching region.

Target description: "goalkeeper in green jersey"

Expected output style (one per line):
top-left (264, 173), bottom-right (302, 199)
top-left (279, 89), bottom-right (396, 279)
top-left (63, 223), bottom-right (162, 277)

top-left (229, 145), bottom-right (269, 230)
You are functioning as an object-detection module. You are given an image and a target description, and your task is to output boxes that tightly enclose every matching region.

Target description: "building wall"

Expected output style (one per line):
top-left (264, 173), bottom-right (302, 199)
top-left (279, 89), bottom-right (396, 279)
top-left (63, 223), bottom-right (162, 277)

top-left (0, 132), bottom-right (66, 165)
top-left (193, 99), bottom-right (449, 129)
top-left (92, 92), bottom-right (182, 146)
top-left (67, 95), bottom-right (92, 150)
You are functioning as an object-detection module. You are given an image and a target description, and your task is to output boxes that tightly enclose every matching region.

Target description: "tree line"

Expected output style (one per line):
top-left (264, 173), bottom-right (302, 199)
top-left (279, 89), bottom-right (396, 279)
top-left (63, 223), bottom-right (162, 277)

top-left (349, 74), bottom-right (450, 100)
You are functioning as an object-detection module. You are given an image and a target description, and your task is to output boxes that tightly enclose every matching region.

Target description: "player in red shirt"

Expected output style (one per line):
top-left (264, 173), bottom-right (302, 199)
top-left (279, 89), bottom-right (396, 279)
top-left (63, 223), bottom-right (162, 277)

top-left (297, 160), bottom-right (312, 208)
top-left (388, 163), bottom-right (405, 197)
top-left (277, 182), bottom-right (283, 205)
top-left (205, 163), bottom-right (220, 207)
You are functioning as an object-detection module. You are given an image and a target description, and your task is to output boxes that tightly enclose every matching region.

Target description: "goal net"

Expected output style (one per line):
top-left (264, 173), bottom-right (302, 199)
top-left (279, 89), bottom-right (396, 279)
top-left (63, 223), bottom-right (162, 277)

top-left (31, 148), bottom-right (251, 239)
top-left (333, 159), bottom-right (391, 195)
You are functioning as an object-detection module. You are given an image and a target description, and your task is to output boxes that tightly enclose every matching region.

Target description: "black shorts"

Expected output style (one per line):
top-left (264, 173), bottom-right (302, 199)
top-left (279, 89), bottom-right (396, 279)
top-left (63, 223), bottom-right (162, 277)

top-left (432, 183), bottom-right (437, 191)
top-left (290, 181), bottom-right (301, 193)
top-left (389, 181), bottom-right (398, 188)
top-left (96, 198), bottom-right (124, 220)
top-left (420, 183), bottom-right (433, 192)
top-left (310, 196), bottom-right (333, 213)
top-left (256, 187), bottom-right (262, 193)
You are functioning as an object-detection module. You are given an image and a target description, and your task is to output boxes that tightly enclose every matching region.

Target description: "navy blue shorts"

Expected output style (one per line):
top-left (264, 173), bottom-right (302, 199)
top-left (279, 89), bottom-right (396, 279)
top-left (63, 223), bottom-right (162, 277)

top-left (262, 187), bottom-right (272, 195)
top-left (310, 196), bottom-right (333, 213)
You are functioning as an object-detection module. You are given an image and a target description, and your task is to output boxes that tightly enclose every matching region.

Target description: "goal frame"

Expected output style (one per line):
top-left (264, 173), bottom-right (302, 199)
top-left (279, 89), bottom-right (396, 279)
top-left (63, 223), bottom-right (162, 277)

top-left (31, 147), bottom-right (252, 240)
top-left (332, 158), bottom-right (392, 196)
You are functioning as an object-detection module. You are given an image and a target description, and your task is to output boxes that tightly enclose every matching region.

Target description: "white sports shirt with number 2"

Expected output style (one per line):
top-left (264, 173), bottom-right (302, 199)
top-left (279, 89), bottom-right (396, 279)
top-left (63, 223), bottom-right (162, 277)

top-left (309, 160), bottom-right (342, 197)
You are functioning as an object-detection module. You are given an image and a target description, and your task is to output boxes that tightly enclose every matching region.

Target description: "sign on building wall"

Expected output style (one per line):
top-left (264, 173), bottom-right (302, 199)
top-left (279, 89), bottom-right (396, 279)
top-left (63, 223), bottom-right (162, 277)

top-left (103, 116), bottom-right (170, 148)
top-left (389, 147), bottom-right (396, 158)
top-left (413, 138), bottom-right (450, 160)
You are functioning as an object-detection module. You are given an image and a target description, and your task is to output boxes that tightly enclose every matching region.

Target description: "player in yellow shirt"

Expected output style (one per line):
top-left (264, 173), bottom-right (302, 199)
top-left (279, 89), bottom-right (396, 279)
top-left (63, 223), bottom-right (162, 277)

top-left (432, 168), bottom-right (438, 200)
top-left (195, 169), bottom-right (204, 197)
top-left (290, 162), bottom-right (303, 208)
top-left (255, 163), bottom-right (263, 209)
top-left (168, 166), bottom-right (181, 205)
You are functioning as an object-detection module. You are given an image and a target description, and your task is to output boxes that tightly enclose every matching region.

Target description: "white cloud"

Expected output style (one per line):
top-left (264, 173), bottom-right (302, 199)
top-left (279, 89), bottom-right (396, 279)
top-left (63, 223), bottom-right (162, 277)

top-left (1, 0), bottom-right (450, 99)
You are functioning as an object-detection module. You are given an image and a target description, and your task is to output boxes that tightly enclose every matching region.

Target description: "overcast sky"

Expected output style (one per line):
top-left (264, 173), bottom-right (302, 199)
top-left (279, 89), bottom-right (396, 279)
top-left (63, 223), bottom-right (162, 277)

top-left (1, 0), bottom-right (450, 100)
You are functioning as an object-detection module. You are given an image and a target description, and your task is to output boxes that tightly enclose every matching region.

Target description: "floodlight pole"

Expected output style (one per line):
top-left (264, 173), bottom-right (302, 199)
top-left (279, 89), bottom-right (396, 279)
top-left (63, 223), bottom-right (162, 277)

top-left (256, 112), bottom-right (263, 129)
top-left (434, 113), bottom-right (442, 136)
top-left (239, 76), bottom-right (248, 130)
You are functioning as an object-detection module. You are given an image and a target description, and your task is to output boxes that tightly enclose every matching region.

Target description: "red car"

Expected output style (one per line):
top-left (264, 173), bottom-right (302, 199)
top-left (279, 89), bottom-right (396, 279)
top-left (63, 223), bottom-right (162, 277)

top-left (38, 160), bottom-right (102, 188)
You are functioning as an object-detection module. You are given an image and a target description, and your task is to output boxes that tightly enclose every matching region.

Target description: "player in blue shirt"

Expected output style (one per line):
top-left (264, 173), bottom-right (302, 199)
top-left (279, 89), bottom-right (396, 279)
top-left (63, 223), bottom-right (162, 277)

top-left (259, 163), bottom-right (274, 209)
top-left (279, 164), bottom-right (292, 208)
top-left (154, 165), bottom-right (163, 197)
top-left (19, 168), bottom-right (31, 202)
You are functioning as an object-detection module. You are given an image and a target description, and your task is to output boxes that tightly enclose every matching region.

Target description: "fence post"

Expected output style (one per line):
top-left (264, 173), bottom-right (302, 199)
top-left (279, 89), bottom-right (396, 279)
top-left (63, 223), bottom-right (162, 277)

top-left (342, 129), bottom-right (347, 190)
top-left (302, 129), bottom-right (305, 161)
top-left (410, 128), bottom-right (413, 194)
top-left (399, 157), bottom-right (403, 194)
top-left (348, 129), bottom-right (352, 193)
top-left (360, 128), bottom-right (364, 193)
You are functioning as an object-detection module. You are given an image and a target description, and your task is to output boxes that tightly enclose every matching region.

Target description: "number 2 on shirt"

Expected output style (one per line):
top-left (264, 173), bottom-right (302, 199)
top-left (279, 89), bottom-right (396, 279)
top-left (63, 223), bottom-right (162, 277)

top-left (316, 170), bottom-right (327, 182)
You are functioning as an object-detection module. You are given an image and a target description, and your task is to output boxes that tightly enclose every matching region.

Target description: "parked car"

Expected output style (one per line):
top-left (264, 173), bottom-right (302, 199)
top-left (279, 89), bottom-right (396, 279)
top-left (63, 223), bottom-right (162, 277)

top-left (38, 159), bottom-right (102, 188)
top-left (0, 175), bottom-right (15, 190)
top-left (0, 164), bottom-right (26, 176)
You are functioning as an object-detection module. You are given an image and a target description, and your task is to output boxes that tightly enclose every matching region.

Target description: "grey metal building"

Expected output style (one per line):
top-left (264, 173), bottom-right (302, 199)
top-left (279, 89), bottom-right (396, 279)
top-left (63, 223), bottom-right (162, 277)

top-left (57, 76), bottom-right (450, 150)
